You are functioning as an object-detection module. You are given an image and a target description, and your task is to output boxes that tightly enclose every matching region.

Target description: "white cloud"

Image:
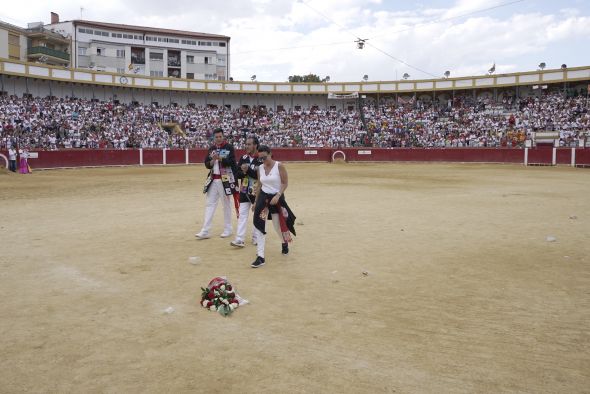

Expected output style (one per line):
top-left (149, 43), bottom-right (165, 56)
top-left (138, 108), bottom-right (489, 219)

top-left (1, 0), bottom-right (589, 82)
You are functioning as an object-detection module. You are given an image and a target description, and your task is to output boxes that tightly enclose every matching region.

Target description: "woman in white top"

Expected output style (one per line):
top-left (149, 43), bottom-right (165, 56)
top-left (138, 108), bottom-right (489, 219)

top-left (251, 145), bottom-right (296, 268)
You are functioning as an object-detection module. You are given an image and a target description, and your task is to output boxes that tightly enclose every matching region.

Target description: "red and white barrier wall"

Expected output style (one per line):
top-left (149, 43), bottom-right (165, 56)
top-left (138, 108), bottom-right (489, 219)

top-left (1, 148), bottom-right (589, 169)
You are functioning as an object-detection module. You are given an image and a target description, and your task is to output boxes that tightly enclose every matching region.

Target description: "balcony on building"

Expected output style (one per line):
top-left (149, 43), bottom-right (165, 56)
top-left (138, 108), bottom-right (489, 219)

top-left (27, 46), bottom-right (70, 64)
top-left (26, 22), bottom-right (70, 65)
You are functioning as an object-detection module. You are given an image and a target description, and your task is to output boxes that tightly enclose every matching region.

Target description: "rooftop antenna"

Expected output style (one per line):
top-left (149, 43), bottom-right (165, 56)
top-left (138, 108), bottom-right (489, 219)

top-left (80, 7), bottom-right (84, 19)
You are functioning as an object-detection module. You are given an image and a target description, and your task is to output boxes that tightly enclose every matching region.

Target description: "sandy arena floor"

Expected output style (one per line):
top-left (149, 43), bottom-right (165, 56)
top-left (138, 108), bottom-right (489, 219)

top-left (0, 163), bottom-right (589, 393)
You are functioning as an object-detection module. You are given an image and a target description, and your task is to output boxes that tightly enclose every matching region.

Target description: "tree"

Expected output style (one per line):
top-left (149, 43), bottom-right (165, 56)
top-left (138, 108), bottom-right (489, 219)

top-left (288, 74), bottom-right (322, 83)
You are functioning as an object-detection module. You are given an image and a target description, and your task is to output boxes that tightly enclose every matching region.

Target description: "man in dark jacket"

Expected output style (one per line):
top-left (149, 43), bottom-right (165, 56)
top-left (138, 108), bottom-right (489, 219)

top-left (230, 135), bottom-right (263, 248)
top-left (195, 128), bottom-right (238, 239)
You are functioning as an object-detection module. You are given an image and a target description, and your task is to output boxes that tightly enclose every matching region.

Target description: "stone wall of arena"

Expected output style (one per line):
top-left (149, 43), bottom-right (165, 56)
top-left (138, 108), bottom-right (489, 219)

top-left (2, 148), bottom-right (590, 169)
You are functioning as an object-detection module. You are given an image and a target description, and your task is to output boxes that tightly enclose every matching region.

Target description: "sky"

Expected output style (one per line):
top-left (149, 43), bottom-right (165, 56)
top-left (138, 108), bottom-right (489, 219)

top-left (2, 0), bottom-right (589, 82)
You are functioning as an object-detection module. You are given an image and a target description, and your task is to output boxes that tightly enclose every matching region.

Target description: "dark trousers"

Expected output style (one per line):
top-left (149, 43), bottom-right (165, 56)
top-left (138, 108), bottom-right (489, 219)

top-left (9, 160), bottom-right (17, 172)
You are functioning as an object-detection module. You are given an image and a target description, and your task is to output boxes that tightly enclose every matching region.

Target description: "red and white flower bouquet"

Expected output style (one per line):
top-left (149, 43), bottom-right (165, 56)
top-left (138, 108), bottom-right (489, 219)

top-left (200, 277), bottom-right (247, 317)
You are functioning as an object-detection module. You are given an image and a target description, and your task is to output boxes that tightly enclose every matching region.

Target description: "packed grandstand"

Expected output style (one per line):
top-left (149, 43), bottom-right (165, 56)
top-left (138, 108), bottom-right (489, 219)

top-left (1, 90), bottom-right (588, 150)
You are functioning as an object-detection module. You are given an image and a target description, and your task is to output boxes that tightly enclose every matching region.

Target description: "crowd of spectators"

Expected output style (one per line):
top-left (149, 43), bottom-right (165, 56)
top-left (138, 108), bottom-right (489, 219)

top-left (1, 92), bottom-right (588, 151)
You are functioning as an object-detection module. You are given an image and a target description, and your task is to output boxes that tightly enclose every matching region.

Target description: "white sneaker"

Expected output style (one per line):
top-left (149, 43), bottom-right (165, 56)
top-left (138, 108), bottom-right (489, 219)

top-left (230, 240), bottom-right (245, 248)
top-left (220, 232), bottom-right (232, 238)
top-left (195, 232), bottom-right (210, 239)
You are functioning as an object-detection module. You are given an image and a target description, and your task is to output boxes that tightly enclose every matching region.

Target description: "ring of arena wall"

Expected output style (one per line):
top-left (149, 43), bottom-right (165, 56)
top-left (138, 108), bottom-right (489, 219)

top-left (2, 60), bottom-right (589, 168)
top-left (1, 59), bottom-right (589, 109)
top-left (2, 148), bottom-right (590, 169)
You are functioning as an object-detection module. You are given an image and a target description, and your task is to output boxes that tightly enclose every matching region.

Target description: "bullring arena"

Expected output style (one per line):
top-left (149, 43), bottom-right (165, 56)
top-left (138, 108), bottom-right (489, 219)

top-left (2, 48), bottom-right (590, 392)
top-left (1, 160), bottom-right (589, 392)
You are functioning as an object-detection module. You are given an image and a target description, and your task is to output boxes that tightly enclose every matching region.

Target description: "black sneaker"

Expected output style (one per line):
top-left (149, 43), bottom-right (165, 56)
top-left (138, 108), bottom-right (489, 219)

top-left (282, 243), bottom-right (289, 255)
top-left (251, 256), bottom-right (265, 268)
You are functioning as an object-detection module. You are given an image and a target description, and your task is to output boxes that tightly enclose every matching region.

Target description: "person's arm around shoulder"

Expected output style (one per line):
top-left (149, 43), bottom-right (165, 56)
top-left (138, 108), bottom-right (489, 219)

top-left (236, 155), bottom-right (247, 179)
top-left (246, 158), bottom-right (260, 179)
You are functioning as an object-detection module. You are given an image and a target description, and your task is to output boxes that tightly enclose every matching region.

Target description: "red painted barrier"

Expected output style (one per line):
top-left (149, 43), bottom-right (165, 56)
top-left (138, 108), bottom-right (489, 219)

top-left (339, 148), bottom-right (524, 163)
top-left (188, 149), bottom-right (208, 164)
top-left (3, 148), bottom-right (588, 169)
top-left (575, 149), bottom-right (590, 166)
top-left (270, 148), bottom-right (333, 162)
top-left (27, 149), bottom-right (139, 169)
top-left (142, 149), bottom-right (163, 165)
top-left (166, 149), bottom-right (185, 165)
top-left (556, 148), bottom-right (572, 165)
top-left (527, 149), bottom-right (553, 165)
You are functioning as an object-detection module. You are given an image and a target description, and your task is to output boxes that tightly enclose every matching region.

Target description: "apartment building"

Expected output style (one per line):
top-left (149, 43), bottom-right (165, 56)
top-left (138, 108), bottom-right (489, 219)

top-left (46, 13), bottom-right (230, 80)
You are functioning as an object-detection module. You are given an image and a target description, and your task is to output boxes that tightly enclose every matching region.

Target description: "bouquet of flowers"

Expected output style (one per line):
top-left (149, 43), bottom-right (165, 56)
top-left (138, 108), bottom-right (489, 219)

top-left (200, 277), bottom-right (246, 317)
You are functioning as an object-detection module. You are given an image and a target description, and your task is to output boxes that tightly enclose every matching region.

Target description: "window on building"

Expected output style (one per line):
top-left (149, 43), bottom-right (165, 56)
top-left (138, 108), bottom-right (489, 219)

top-left (8, 33), bottom-right (19, 45)
top-left (168, 50), bottom-right (181, 67)
top-left (206, 42), bottom-right (212, 46)
top-left (150, 70), bottom-right (164, 77)
top-left (94, 30), bottom-right (102, 36)
top-left (131, 47), bottom-right (145, 64)
top-left (117, 68), bottom-right (125, 74)
top-left (219, 42), bottom-right (226, 47)
top-left (204, 57), bottom-right (209, 64)
top-left (134, 35), bottom-right (142, 40)
top-left (187, 55), bottom-right (194, 64)
top-left (96, 47), bottom-right (105, 56)
top-left (116, 49), bottom-right (125, 58)
top-left (186, 73), bottom-right (194, 79)
top-left (78, 47), bottom-right (87, 56)
top-left (149, 52), bottom-right (163, 60)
